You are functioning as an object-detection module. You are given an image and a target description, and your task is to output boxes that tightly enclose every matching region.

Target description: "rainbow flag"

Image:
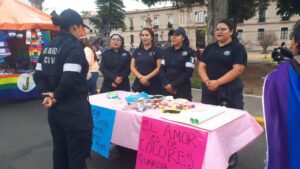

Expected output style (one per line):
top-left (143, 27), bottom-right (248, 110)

top-left (263, 59), bottom-right (300, 169)
top-left (0, 74), bottom-right (41, 101)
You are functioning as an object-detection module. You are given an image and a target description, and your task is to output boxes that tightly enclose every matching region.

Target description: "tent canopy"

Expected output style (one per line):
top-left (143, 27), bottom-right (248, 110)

top-left (0, 0), bottom-right (59, 31)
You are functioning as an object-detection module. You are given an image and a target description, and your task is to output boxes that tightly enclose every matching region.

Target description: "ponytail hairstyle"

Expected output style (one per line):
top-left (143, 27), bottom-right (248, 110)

top-left (139, 27), bottom-right (156, 51)
top-left (182, 35), bottom-right (190, 49)
top-left (217, 19), bottom-right (238, 42)
top-left (51, 11), bottom-right (68, 30)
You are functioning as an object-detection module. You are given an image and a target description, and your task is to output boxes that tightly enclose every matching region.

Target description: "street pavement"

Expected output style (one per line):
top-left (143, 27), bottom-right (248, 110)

top-left (0, 88), bottom-right (266, 169)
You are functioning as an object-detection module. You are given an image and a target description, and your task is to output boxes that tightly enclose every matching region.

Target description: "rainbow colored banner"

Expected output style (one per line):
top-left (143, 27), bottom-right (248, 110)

top-left (0, 73), bottom-right (41, 101)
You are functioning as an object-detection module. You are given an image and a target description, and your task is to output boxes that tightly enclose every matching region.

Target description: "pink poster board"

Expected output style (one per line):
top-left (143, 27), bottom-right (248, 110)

top-left (136, 116), bottom-right (208, 169)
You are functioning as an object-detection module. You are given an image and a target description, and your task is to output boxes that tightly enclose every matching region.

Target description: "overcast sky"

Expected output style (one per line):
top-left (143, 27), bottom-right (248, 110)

top-left (21, 0), bottom-right (171, 13)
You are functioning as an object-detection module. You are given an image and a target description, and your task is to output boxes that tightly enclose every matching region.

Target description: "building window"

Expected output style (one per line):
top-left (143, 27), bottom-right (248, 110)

top-left (237, 29), bottom-right (243, 40)
top-left (130, 35), bottom-right (134, 43)
top-left (168, 34), bottom-right (171, 42)
top-left (168, 15), bottom-right (173, 24)
top-left (141, 16), bottom-right (146, 27)
top-left (280, 27), bottom-right (288, 40)
top-left (258, 29), bottom-right (264, 40)
top-left (154, 33), bottom-right (159, 43)
top-left (154, 16), bottom-right (159, 28)
top-left (258, 7), bottom-right (267, 22)
top-left (180, 13), bottom-right (184, 24)
top-left (195, 11), bottom-right (205, 23)
top-left (129, 19), bottom-right (134, 30)
top-left (282, 13), bottom-right (290, 21)
top-left (167, 15), bottom-right (173, 28)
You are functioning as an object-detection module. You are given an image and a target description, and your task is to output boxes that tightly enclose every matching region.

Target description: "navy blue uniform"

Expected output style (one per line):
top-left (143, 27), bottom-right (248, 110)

top-left (199, 41), bottom-right (247, 109)
top-left (33, 30), bottom-right (93, 169)
top-left (100, 49), bottom-right (131, 93)
top-left (160, 46), bottom-right (195, 100)
top-left (132, 47), bottom-right (164, 95)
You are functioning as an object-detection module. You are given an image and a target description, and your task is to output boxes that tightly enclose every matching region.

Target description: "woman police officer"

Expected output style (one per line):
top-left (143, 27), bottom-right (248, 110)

top-left (160, 27), bottom-right (195, 101)
top-left (131, 27), bottom-right (164, 95)
top-left (198, 19), bottom-right (247, 109)
top-left (33, 9), bottom-right (93, 169)
top-left (100, 30), bottom-right (131, 93)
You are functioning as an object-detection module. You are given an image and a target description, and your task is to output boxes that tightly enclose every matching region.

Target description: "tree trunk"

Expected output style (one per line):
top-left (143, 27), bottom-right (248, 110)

top-left (207, 0), bottom-right (228, 43)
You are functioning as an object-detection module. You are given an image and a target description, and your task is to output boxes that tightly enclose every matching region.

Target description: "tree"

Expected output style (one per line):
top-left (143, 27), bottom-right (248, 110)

top-left (207, 0), bottom-right (228, 43)
top-left (276, 0), bottom-right (300, 17)
top-left (93, 0), bottom-right (126, 47)
top-left (259, 32), bottom-right (278, 54)
top-left (228, 0), bottom-right (269, 23)
top-left (81, 11), bottom-right (90, 17)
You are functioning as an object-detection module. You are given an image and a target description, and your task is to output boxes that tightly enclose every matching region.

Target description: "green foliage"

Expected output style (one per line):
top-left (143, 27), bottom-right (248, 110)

top-left (191, 77), bottom-right (202, 89)
top-left (276, 0), bottom-right (300, 17)
top-left (95, 0), bottom-right (126, 30)
top-left (228, 0), bottom-right (269, 23)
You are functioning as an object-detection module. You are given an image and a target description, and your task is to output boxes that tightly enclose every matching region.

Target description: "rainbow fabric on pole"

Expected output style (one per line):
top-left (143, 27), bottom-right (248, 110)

top-left (263, 60), bottom-right (300, 169)
top-left (0, 74), bottom-right (40, 101)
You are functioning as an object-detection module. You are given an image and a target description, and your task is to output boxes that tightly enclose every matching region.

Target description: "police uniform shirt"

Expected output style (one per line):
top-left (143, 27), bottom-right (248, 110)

top-left (34, 30), bottom-right (92, 129)
top-left (199, 41), bottom-right (247, 80)
top-left (100, 49), bottom-right (131, 80)
top-left (100, 49), bottom-right (131, 92)
top-left (160, 46), bottom-right (195, 88)
top-left (132, 47), bottom-right (163, 76)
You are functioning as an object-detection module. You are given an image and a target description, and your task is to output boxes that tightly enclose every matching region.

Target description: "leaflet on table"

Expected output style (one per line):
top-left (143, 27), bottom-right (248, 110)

top-left (161, 106), bottom-right (246, 131)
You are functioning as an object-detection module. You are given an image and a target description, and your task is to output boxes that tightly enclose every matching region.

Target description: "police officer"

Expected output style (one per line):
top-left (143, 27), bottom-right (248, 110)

top-left (33, 9), bottom-right (93, 169)
top-left (100, 31), bottom-right (131, 93)
top-left (131, 27), bottom-right (164, 95)
top-left (198, 19), bottom-right (247, 110)
top-left (160, 27), bottom-right (195, 101)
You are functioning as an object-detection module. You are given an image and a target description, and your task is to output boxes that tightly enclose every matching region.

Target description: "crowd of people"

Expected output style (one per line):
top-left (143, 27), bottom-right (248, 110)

top-left (32, 8), bottom-right (300, 169)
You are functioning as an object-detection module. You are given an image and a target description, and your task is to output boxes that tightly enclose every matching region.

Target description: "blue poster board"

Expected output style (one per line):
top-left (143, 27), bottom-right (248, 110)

top-left (91, 105), bottom-right (116, 158)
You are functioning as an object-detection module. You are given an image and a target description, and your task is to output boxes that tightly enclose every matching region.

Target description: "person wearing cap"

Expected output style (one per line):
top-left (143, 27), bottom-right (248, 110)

top-left (131, 27), bottom-right (164, 95)
top-left (198, 19), bottom-right (247, 109)
top-left (33, 9), bottom-right (93, 169)
top-left (100, 30), bottom-right (131, 93)
top-left (160, 27), bottom-right (195, 100)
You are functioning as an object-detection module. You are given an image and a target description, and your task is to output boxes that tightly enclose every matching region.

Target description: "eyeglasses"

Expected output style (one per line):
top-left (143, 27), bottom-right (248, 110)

top-left (111, 38), bottom-right (121, 42)
top-left (215, 28), bottom-right (228, 32)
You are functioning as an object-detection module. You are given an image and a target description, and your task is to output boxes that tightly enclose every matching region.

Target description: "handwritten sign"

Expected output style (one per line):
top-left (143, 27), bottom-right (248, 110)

top-left (136, 116), bottom-right (208, 169)
top-left (91, 105), bottom-right (116, 158)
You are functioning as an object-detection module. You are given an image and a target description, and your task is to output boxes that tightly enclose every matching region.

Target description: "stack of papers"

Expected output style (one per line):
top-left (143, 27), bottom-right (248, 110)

top-left (161, 106), bottom-right (245, 131)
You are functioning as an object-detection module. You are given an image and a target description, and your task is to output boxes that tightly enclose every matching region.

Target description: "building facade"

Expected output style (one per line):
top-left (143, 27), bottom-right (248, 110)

top-left (123, 2), bottom-right (300, 51)
top-left (124, 4), bottom-right (207, 49)
top-left (236, 3), bottom-right (300, 51)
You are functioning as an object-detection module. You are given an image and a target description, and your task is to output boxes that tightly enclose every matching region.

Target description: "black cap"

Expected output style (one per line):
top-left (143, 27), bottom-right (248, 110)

top-left (59, 9), bottom-right (90, 29)
top-left (168, 26), bottom-right (186, 36)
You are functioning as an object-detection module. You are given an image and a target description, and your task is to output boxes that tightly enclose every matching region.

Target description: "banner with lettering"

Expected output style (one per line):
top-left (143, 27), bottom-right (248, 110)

top-left (91, 105), bottom-right (116, 158)
top-left (136, 116), bottom-right (208, 169)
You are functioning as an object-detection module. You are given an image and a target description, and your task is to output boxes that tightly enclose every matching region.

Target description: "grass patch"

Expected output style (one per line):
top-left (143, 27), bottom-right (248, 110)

top-left (191, 77), bottom-right (202, 89)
